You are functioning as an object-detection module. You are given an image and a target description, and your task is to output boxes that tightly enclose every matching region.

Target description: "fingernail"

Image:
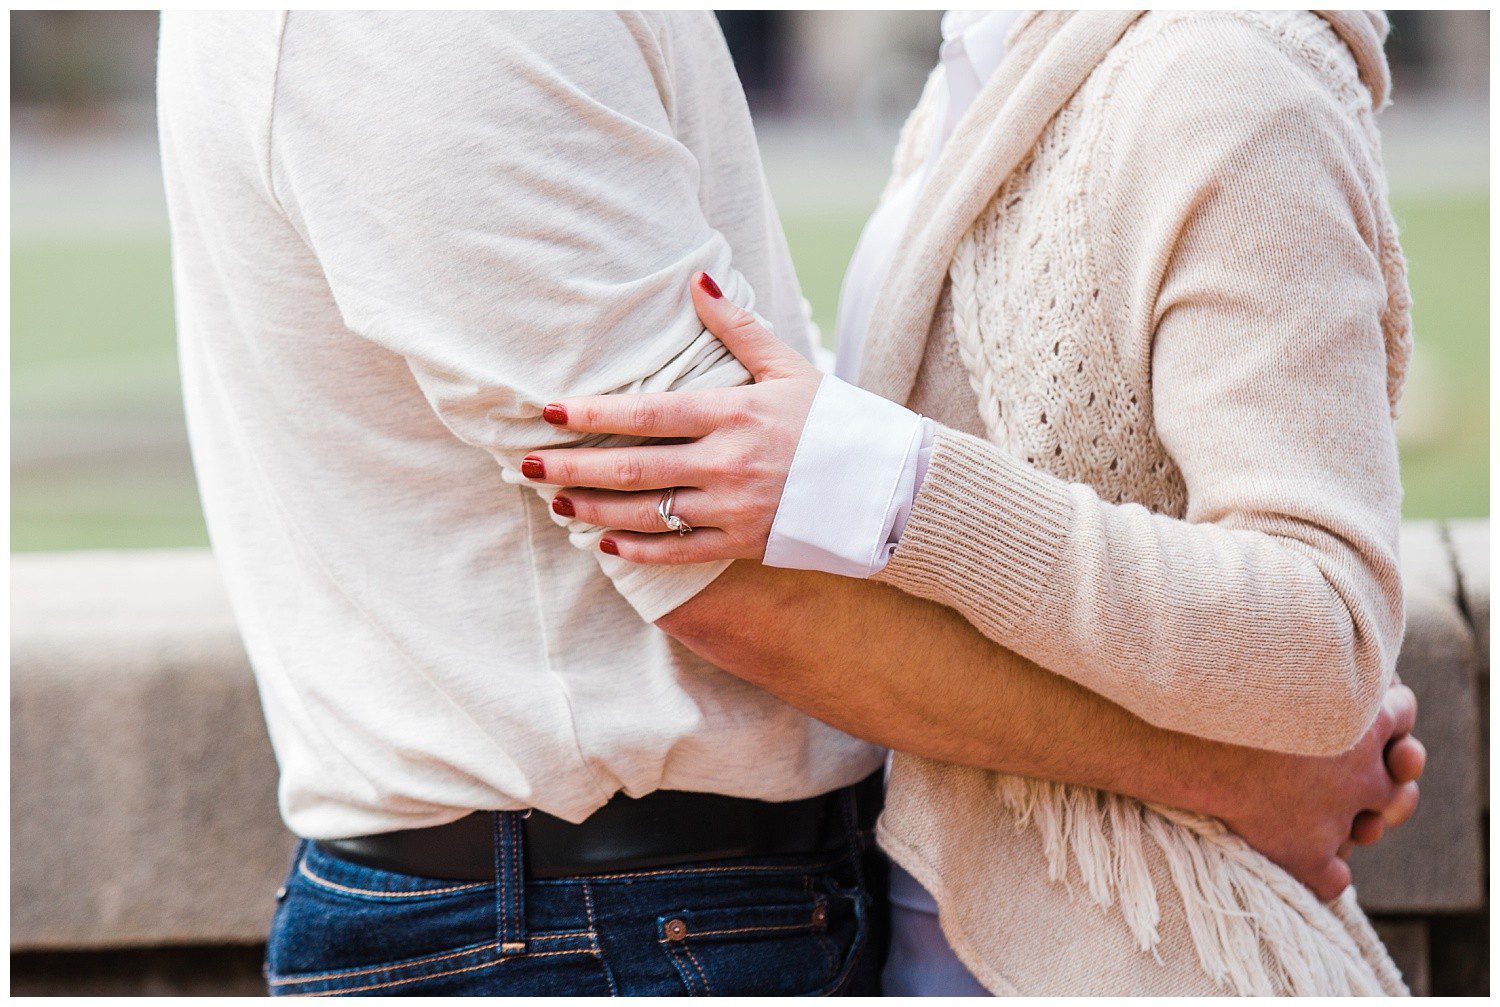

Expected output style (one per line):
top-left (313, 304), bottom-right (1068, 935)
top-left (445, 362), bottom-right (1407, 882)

top-left (697, 272), bottom-right (723, 299)
top-left (522, 456), bottom-right (545, 480)
top-left (542, 404), bottom-right (568, 425)
top-left (551, 495), bottom-right (575, 517)
top-left (599, 537), bottom-right (619, 556)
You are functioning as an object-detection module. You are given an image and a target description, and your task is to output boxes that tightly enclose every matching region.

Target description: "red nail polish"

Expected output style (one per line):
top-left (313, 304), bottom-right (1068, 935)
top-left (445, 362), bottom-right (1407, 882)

top-left (551, 495), bottom-right (575, 517)
top-left (522, 456), bottom-right (545, 480)
top-left (542, 404), bottom-right (567, 425)
top-left (697, 272), bottom-right (723, 299)
top-left (600, 537), bottom-right (619, 556)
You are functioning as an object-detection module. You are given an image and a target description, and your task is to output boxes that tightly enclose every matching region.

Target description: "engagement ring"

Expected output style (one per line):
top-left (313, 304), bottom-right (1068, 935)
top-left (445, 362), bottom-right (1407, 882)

top-left (658, 488), bottom-right (693, 535)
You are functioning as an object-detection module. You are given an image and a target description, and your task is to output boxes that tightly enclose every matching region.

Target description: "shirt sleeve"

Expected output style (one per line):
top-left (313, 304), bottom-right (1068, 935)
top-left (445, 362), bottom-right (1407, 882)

top-left (265, 12), bottom-right (759, 622)
top-left (764, 375), bottom-right (929, 578)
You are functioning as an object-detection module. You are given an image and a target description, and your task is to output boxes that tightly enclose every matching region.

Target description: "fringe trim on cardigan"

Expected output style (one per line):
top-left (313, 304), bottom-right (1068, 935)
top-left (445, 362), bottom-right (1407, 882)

top-left (992, 777), bottom-right (1407, 995)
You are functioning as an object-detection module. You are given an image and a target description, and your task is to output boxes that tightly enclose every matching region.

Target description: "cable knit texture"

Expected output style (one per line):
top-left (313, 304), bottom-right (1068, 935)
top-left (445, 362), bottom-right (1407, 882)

top-left (860, 11), bottom-right (1411, 995)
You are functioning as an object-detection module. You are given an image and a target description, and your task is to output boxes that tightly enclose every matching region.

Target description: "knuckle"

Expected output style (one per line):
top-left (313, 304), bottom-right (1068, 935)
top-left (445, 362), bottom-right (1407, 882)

top-left (630, 399), bottom-right (661, 433)
top-left (718, 448), bottom-right (758, 483)
top-left (613, 455), bottom-right (645, 489)
top-left (725, 307), bottom-right (760, 334)
top-left (734, 530), bottom-right (766, 560)
top-left (721, 401), bottom-right (755, 428)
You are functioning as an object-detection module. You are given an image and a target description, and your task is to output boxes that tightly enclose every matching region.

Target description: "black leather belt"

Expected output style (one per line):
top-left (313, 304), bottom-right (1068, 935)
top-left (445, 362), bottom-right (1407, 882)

top-left (317, 772), bottom-right (883, 882)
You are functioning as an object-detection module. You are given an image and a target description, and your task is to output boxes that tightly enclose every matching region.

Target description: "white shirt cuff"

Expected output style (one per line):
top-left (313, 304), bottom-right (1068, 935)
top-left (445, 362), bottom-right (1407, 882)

top-left (764, 375), bottom-right (927, 578)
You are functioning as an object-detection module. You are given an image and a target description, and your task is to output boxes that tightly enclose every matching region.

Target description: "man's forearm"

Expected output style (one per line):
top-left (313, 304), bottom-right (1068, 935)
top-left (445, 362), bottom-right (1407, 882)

top-left (659, 561), bottom-right (1259, 821)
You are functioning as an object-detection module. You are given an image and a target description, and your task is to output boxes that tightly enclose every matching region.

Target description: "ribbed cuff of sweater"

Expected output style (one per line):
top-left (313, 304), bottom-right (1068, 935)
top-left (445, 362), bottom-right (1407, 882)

top-left (873, 426), bottom-right (1074, 633)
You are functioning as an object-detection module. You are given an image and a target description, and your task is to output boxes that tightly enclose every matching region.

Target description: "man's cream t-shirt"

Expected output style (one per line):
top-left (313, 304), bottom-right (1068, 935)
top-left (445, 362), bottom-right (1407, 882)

top-left (158, 11), bottom-right (881, 839)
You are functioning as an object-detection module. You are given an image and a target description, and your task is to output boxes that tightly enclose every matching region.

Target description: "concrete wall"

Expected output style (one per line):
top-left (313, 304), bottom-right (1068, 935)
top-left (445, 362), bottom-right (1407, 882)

top-left (11, 523), bottom-right (1489, 994)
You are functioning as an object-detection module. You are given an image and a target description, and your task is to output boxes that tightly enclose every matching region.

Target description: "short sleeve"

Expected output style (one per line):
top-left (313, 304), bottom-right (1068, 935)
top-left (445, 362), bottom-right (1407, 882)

top-left (268, 12), bottom-right (759, 619)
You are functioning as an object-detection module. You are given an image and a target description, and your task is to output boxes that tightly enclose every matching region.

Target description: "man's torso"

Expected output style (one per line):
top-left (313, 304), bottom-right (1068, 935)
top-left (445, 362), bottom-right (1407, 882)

top-left (158, 11), bottom-right (879, 839)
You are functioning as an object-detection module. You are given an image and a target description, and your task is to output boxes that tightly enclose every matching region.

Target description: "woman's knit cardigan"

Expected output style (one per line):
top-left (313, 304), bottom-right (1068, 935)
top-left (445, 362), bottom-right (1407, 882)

top-left (859, 11), bottom-right (1412, 995)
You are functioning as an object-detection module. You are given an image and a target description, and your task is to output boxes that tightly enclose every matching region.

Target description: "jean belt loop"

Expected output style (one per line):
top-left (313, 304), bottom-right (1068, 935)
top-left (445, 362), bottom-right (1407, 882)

top-left (838, 784), bottom-right (867, 891)
top-left (493, 811), bottom-right (528, 955)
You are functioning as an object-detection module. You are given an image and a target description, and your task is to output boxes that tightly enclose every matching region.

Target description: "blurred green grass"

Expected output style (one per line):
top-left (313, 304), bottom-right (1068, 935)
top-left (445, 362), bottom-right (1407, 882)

top-left (10, 192), bottom-right (1489, 551)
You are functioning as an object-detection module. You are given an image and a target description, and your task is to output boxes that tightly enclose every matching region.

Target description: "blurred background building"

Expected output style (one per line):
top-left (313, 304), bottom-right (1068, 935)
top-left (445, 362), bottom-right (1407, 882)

top-left (10, 10), bottom-right (1490, 996)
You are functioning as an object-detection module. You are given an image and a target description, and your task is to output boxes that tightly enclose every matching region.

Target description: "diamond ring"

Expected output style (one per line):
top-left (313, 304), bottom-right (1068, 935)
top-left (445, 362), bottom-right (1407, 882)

top-left (657, 488), bottom-right (693, 535)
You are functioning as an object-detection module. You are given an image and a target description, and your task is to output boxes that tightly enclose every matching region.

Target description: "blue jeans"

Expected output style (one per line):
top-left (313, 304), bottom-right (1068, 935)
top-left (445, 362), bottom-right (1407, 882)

top-left (264, 807), bottom-right (885, 995)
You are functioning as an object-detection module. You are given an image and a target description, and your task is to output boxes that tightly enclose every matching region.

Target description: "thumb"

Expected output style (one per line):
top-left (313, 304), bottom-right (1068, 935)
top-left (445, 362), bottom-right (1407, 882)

top-left (691, 271), bottom-right (805, 381)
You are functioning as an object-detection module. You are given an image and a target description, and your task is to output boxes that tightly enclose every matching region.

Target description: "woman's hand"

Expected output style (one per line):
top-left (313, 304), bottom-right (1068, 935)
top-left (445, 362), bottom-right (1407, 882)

top-left (522, 272), bottom-right (823, 563)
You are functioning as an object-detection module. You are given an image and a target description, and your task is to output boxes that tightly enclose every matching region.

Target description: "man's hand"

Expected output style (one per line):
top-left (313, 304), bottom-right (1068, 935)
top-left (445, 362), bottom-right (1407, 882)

top-left (1213, 685), bottom-right (1423, 901)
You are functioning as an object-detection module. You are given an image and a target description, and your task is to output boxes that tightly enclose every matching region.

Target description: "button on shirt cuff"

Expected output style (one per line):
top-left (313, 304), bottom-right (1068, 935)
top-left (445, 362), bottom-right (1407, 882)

top-left (763, 375), bottom-right (930, 578)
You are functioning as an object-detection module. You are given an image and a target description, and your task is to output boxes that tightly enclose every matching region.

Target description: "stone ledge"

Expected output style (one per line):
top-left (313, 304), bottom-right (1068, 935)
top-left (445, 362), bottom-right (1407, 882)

top-left (12, 550), bottom-right (289, 950)
top-left (1347, 521), bottom-right (1485, 912)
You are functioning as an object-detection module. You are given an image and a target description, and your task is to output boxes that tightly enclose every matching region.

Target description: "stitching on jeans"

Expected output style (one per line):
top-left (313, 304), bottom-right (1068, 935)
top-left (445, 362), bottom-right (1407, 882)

top-left (283, 948), bottom-right (597, 996)
top-left (809, 877), bottom-right (837, 971)
top-left (659, 921), bottom-right (822, 941)
top-left (581, 882), bottom-right (618, 997)
top-left (819, 920), bottom-right (867, 999)
top-left (825, 945), bottom-right (862, 997)
top-left (297, 860), bottom-right (485, 899)
top-left (681, 945), bottom-right (713, 995)
top-left (269, 934), bottom-right (591, 988)
top-left (838, 790), bottom-right (867, 890)
top-left (500, 814), bottom-right (512, 949)
top-left (511, 814), bottom-right (523, 949)
top-left (502, 813), bottom-right (513, 949)
top-left (270, 943), bottom-right (497, 986)
top-left (822, 891), bottom-right (867, 996)
top-left (580, 856), bottom-right (846, 882)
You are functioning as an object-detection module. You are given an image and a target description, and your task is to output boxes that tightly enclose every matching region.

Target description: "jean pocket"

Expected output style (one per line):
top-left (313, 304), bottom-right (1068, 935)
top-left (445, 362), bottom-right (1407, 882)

top-left (265, 844), bottom-right (504, 995)
top-left (657, 886), bottom-right (867, 996)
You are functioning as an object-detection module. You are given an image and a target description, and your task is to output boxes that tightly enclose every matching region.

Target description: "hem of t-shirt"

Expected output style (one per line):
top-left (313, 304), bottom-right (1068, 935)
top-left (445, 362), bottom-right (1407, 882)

top-left (611, 556), bottom-right (735, 624)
